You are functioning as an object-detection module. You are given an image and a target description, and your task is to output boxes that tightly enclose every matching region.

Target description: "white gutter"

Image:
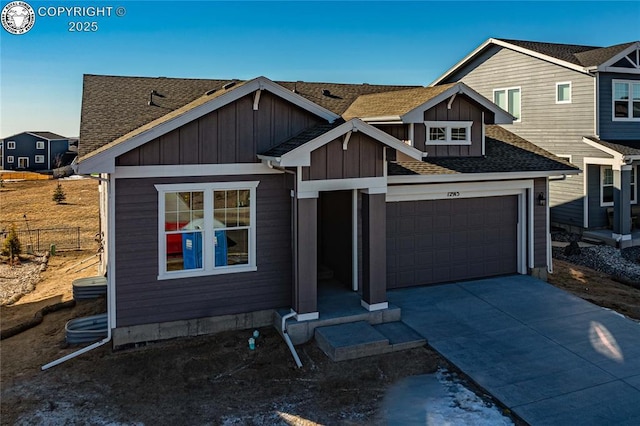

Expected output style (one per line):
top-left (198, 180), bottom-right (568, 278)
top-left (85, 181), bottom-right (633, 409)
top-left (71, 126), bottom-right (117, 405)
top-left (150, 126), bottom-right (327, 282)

top-left (42, 173), bottom-right (113, 370)
top-left (280, 311), bottom-right (302, 368)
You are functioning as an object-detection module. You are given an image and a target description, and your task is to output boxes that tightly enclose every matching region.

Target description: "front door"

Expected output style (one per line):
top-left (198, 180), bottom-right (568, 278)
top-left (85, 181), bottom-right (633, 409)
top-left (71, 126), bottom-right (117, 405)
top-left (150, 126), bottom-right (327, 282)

top-left (18, 157), bottom-right (29, 169)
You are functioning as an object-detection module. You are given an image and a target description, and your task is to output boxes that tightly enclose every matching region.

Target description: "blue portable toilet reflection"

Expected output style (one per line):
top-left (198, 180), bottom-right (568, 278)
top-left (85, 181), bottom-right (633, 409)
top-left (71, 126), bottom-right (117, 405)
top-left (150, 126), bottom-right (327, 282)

top-left (182, 232), bottom-right (202, 269)
top-left (214, 230), bottom-right (228, 266)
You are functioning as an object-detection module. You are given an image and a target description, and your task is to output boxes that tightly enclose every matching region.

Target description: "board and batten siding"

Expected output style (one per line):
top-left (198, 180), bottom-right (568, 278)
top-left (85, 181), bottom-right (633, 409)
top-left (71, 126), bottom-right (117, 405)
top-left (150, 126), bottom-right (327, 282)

top-left (598, 73), bottom-right (640, 140)
top-left (116, 91), bottom-right (325, 166)
top-left (302, 132), bottom-right (385, 181)
top-left (445, 46), bottom-right (603, 226)
top-left (114, 173), bottom-right (292, 327)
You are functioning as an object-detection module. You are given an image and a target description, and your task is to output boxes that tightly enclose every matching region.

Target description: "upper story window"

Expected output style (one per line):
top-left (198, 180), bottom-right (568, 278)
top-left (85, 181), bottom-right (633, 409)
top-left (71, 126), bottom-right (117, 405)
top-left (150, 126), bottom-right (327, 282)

top-left (425, 121), bottom-right (472, 145)
top-left (556, 82), bottom-right (571, 104)
top-left (7, 141), bottom-right (16, 149)
top-left (36, 141), bottom-right (45, 149)
top-left (156, 181), bottom-right (258, 280)
top-left (493, 87), bottom-right (521, 121)
top-left (613, 80), bottom-right (640, 120)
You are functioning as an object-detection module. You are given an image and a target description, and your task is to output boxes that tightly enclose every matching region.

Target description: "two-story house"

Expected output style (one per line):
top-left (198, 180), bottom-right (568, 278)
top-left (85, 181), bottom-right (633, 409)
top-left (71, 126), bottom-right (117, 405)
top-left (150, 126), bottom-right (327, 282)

top-left (432, 38), bottom-right (640, 247)
top-left (1, 131), bottom-right (73, 171)
top-left (76, 74), bottom-right (576, 348)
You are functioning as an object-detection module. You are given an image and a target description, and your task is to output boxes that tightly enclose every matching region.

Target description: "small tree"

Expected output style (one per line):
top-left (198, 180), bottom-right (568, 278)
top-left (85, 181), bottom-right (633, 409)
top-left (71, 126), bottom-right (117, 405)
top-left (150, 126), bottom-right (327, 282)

top-left (52, 182), bottom-right (66, 204)
top-left (2, 224), bottom-right (21, 257)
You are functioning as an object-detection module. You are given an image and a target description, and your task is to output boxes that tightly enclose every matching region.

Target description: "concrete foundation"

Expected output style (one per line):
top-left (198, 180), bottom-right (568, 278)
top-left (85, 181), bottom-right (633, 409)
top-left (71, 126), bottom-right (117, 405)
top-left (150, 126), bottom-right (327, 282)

top-left (112, 309), bottom-right (275, 349)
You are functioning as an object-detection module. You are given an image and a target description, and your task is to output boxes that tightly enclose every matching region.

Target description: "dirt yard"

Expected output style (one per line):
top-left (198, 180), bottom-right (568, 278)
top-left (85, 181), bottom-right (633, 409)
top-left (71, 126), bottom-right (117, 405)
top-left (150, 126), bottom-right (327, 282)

top-left (2, 180), bottom-right (640, 424)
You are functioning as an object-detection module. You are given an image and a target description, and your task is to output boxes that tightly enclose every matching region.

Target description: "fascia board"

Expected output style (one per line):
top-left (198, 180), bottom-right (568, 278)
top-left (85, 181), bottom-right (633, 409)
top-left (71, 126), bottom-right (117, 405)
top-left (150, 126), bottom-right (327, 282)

top-left (430, 38), bottom-right (494, 86)
top-left (401, 83), bottom-right (514, 124)
top-left (388, 169), bottom-right (580, 184)
top-left (582, 137), bottom-right (624, 160)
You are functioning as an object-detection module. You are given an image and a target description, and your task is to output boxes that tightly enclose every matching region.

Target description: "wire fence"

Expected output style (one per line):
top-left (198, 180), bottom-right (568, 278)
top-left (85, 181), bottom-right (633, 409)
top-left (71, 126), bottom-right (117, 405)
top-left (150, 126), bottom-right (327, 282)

top-left (1, 227), bottom-right (84, 253)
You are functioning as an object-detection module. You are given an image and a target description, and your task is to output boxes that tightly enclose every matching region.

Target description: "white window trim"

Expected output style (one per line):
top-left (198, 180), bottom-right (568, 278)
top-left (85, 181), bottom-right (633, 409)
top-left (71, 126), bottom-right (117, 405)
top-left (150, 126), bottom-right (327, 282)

top-left (631, 164), bottom-right (638, 205)
top-left (493, 86), bottom-right (521, 122)
top-left (612, 79), bottom-right (640, 121)
top-left (7, 141), bottom-right (15, 149)
top-left (601, 166), bottom-right (614, 207)
top-left (36, 141), bottom-right (45, 149)
top-left (35, 155), bottom-right (45, 163)
top-left (155, 181), bottom-right (259, 280)
top-left (17, 157), bottom-right (29, 168)
top-left (7, 156), bottom-right (14, 163)
top-left (425, 121), bottom-right (472, 145)
top-left (556, 82), bottom-right (572, 104)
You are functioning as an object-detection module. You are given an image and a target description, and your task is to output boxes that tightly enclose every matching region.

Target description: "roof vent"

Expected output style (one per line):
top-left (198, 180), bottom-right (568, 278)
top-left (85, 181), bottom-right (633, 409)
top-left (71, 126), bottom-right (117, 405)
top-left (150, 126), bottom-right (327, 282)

top-left (148, 90), bottom-right (165, 106)
top-left (223, 82), bottom-right (236, 90)
top-left (322, 89), bottom-right (331, 96)
top-left (205, 89), bottom-right (216, 96)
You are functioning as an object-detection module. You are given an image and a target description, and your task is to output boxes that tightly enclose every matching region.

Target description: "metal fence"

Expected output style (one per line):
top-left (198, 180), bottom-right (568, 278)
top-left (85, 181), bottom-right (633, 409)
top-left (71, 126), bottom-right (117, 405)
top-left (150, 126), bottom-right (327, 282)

top-left (1, 227), bottom-right (81, 252)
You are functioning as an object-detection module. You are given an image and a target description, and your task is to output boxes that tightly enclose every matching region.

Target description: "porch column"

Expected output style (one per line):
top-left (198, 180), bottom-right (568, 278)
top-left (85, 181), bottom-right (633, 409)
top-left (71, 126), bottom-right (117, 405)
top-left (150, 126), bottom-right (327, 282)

top-left (613, 164), bottom-right (632, 247)
top-left (361, 192), bottom-right (388, 311)
top-left (294, 196), bottom-right (318, 320)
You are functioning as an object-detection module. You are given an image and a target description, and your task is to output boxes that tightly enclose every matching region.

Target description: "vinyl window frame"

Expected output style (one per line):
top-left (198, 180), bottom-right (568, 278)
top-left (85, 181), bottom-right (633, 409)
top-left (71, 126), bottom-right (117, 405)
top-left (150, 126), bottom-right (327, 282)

top-left (36, 141), bottom-right (45, 149)
top-left (424, 121), bottom-right (473, 145)
top-left (612, 79), bottom-right (640, 121)
top-left (35, 155), bottom-right (45, 164)
top-left (6, 141), bottom-right (15, 149)
top-left (7, 155), bottom-right (14, 163)
top-left (155, 181), bottom-right (259, 280)
top-left (600, 165), bottom-right (638, 207)
top-left (493, 86), bottom-right (521, 121)
top-left (556, 82), bottom-right (572, 104)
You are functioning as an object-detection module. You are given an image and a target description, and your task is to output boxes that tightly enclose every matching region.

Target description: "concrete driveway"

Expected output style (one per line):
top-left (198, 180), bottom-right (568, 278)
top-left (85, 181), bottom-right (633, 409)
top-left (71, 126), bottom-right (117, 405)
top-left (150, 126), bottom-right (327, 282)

top-left (388, 275), bottom-right (640, 425)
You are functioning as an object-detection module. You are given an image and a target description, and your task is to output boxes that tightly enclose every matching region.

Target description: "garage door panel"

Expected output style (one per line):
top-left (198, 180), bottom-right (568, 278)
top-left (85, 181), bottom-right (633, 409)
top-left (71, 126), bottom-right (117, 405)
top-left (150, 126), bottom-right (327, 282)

top-left (387, 196), bottom-right (518, 289)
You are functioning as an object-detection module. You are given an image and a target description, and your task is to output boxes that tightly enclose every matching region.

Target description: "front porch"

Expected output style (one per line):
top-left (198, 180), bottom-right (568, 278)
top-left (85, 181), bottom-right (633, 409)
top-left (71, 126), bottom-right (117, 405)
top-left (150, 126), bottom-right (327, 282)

top-left (583, 228), bottom-right (640, 248)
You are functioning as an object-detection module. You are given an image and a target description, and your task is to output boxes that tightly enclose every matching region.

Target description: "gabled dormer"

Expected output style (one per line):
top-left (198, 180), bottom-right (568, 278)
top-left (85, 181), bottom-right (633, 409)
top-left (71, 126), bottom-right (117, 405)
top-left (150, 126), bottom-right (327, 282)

top-left (342, 82), bottom-right (514, 159)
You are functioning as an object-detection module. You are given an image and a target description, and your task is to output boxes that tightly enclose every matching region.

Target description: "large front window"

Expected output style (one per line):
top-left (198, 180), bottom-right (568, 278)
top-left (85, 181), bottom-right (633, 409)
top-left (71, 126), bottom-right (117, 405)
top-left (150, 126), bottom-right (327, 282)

top-left (493, 87), bottom-right (521, 121)
top-left (613, 80), bottom-right (640, 120)
top-left (156, 181), bottom-right (258, 279)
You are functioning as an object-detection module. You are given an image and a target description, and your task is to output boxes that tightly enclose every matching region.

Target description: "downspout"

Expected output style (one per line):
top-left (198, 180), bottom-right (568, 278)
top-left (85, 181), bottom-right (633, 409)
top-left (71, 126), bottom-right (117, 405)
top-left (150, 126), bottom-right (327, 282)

top-left (267, 161), bottom-right (302, 368)
top-left (546, 178), bottom-right (553, 274)
top-left (42, 172), bottom-right (113, 370)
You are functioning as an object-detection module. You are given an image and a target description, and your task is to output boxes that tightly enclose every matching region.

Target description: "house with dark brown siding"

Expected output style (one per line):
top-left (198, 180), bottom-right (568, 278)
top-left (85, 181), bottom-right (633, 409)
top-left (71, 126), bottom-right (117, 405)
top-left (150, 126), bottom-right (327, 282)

top-left (77, 74), bottom-right (577, 349)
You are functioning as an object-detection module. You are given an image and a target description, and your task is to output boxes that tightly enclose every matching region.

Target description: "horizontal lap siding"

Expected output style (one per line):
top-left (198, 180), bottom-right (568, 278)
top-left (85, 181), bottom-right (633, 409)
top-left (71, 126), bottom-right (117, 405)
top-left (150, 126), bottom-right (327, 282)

top-left (599, 73), bottom-right (640, 140)
top-left (533, 178), bottom-right (548, 267)
top-left (115, 174), bottom-right (292, 327)
top-left (386, 196), bottom-right (518, 289)
top-left (587, 164), bottom-right (609, 228)
top-left (116, 91), bottom-right (324, 166)
top-left (450, 47), bottom-right (599, 226)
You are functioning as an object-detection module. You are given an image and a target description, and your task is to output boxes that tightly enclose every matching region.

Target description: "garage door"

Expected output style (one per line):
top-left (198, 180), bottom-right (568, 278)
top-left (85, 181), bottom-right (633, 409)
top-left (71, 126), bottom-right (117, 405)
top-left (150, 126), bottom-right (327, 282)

top-left (386, 196), bottom-right (518, 289)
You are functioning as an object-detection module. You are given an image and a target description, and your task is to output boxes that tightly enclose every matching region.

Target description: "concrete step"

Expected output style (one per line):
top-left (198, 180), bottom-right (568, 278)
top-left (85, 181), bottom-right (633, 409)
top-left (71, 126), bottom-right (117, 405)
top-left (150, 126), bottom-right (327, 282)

top-left (315, 321), bottom-right (426, 362)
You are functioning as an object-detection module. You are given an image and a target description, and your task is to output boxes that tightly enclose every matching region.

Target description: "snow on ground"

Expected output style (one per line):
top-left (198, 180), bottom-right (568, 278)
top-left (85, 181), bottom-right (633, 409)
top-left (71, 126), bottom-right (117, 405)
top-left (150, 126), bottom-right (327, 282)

top-left (382, 368), bottom-right (513, 425)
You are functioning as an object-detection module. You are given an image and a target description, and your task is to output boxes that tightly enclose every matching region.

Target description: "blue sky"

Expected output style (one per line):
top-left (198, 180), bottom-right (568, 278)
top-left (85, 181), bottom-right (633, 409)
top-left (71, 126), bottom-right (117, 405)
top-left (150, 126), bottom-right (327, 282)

top-left (1, 0), bottom-right (639, 138)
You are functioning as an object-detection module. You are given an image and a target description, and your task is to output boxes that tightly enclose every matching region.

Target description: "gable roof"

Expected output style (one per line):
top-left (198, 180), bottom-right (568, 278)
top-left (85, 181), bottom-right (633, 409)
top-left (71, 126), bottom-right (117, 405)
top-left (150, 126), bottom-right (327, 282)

top-left (79, 74), bottom-right (416, 157)
top-left (389, 125), bottom-right (578, 179)
top-left (432, 38), bottom-right (640, 85)
top-left (343, 82), bottom-right (514, 124)
top-left (258, 118), bottom-right (424, 167)
top-left (3, 131), bottom-right (67, 140)
top-left (583, 136), bottom-right (640, 159)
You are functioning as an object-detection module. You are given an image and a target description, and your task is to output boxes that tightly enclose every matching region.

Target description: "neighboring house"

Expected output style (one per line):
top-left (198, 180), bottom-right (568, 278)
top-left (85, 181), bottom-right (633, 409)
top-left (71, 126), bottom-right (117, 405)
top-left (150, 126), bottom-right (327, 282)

top-left (77, 74), bottom-right (576, 348)
top-left (432, 38), bottom-right (640, 247)
top-left (0, 131), bottom-right (73, 171)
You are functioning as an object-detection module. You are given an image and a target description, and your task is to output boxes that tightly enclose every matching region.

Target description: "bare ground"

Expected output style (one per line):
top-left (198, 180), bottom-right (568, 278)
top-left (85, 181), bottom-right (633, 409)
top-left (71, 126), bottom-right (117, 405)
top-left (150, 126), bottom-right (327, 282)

top-left (2, 180), bottom-right (639, 424)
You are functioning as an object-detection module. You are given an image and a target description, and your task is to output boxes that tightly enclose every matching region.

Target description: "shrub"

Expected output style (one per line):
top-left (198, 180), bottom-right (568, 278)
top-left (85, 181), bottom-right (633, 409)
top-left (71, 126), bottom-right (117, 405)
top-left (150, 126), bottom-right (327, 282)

top-left (2, 224), bottom-right (21, 257)
top-left (52, 183), bottom-right (66, 204)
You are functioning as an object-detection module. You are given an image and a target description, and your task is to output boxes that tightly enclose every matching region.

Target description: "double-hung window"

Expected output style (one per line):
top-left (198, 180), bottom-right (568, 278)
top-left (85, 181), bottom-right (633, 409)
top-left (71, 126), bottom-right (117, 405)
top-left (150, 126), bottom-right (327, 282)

top-left (7, 141), bottom-right (15, 149)
top-left (601, 165), bottom-right (637, 206)
top-left (493, 87), bottom-right (521, 121)
top-left (425, 121), bottom-right (472, 145)
top-left (156, 181), bottom-right (258, 279)
top-left (36, 141), bottom-right (45, 149)
top-left (613, 80), bottom-right (640, 120)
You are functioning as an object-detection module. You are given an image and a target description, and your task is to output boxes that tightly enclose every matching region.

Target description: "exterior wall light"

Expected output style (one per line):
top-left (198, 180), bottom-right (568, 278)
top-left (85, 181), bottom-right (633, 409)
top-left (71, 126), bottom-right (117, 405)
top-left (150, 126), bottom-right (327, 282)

top-left (537, 192), bottom-right (546, 206)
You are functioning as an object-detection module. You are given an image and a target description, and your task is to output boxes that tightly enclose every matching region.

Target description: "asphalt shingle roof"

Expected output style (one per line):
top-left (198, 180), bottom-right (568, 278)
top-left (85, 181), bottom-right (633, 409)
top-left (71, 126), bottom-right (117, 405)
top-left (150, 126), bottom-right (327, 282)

top-left (29, 131), bottom-right (68, 140)
top-left (496, 39), bottom-right (637, 67)
top-left (79, 75), bottom-right (416, 157)
top-left (388, 125), bottom-right (578, 176)
top-left (584, 136), bottom-right (640, 156)
top-left (260, 121), bottom-right (345, 158)
top-left (342, 84), bottom-right (456, 119)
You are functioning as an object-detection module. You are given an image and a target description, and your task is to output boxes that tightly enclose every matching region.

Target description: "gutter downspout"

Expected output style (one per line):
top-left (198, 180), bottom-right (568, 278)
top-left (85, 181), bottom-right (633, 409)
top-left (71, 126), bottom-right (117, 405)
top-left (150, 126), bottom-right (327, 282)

top-left (267, 161), bottom-right (302, 368)
top-left (546, 174), bottom-right (568, 274)
top-left (42, 173), bottom-right (113, 370)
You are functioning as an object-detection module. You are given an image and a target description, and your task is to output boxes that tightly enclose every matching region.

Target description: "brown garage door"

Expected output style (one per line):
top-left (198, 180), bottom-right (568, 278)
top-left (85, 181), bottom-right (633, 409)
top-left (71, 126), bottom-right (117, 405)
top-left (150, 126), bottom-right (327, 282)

top-left (386, 196), bottom-right (518, 289)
